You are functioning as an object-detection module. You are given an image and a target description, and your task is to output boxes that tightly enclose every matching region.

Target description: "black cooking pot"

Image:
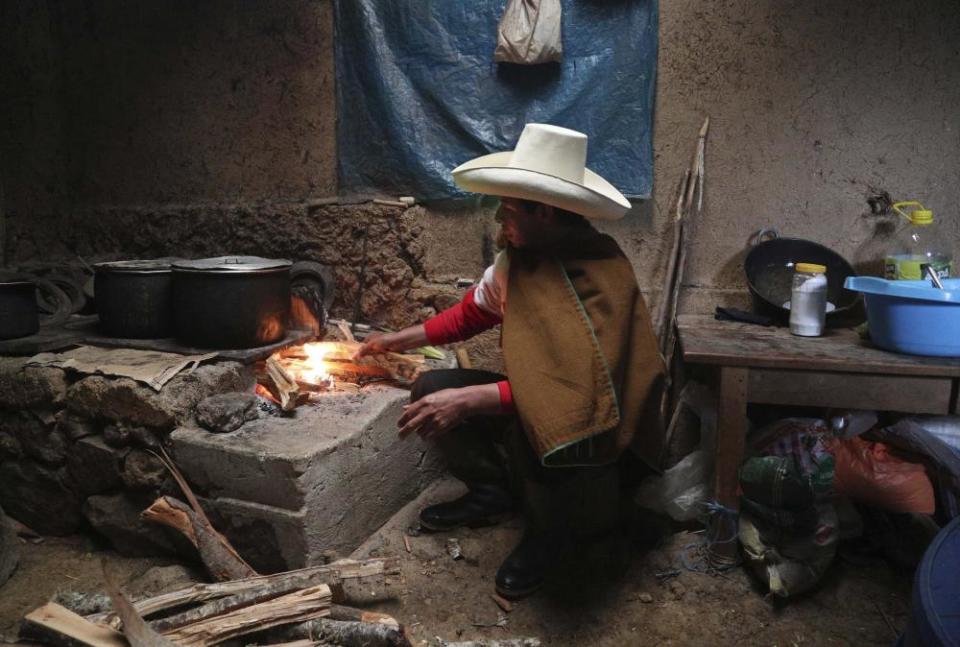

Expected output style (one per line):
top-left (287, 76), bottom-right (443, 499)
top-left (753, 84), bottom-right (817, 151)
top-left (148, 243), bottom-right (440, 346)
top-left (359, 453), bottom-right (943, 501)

top-left (0, 273), bottom-right (39, 340)
top-left (745, 230), bottom-right (860, 324)
top-left (172, 256), bottom-right (291, 349)
top-left (95, 259), bottom-right (175, 338)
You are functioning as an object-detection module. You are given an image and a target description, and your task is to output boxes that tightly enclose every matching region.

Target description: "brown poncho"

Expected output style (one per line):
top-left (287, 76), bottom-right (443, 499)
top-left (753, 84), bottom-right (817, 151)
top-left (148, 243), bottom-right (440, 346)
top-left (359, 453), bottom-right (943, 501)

top-left (502, 232), bottom-right (665, 469)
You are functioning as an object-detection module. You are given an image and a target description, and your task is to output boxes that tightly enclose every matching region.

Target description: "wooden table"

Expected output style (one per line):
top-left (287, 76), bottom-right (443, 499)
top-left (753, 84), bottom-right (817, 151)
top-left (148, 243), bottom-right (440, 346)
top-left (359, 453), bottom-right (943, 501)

top-left (677, 314), bottom-right (960, 560)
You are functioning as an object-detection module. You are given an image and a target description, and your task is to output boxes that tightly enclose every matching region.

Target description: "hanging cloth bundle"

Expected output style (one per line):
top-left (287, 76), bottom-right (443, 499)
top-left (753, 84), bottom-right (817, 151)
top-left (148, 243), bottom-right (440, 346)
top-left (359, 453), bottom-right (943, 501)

top-left (493, 0), bottom-right (563, 65)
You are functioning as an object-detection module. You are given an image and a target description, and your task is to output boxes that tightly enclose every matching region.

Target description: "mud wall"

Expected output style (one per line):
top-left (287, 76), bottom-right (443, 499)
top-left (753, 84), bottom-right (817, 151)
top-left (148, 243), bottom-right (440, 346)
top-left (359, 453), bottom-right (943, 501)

top-left (2, 0), bottom-right (959, 348)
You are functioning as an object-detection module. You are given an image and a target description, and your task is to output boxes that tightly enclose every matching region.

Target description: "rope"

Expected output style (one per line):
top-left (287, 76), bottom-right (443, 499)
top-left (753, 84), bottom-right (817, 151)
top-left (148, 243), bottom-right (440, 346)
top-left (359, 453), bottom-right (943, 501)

top-left (678, 500), bottom-right (742, 575)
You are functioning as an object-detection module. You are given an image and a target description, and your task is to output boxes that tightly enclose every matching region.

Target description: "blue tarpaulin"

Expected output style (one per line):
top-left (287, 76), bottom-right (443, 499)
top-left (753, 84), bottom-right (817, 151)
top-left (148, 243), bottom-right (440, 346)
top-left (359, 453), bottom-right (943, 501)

top-left (334, 0), bottom-right (658, 201)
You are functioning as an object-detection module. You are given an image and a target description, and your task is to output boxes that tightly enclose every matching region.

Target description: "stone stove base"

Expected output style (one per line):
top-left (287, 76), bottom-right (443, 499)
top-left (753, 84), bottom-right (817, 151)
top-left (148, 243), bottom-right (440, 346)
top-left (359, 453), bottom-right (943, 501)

top-left (0, 355), bottom-right (441, 573)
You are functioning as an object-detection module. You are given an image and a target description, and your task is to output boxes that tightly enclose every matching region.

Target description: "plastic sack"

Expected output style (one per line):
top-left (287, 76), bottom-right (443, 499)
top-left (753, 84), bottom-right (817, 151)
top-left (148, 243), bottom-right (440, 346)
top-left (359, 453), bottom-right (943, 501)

top-left (494, 0), bottom-right (563, 65)
top-left (635, 449), bottom-right (710, 522)
top-left (830, 436), bottom-right (935, 514)
top-left (749, 418), bottom-right (836, 500)
top-left (903, 416), bottom-right (960, 451)
top-left (874, 419), bottom-right (960, 520)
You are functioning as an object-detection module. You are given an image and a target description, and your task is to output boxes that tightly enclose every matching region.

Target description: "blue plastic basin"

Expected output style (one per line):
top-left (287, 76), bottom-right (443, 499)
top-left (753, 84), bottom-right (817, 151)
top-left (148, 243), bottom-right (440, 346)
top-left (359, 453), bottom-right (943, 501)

top-left (845, 277), bottom-right (960, 357)
top-left (897, 515), bottom-right (960, 646)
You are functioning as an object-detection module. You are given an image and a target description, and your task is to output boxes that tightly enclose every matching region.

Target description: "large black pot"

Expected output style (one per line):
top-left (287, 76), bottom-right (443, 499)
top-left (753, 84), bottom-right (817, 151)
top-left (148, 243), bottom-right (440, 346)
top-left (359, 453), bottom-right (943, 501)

top-left (0, 273), bottom-right (39, 340)
top-left (95, 260), bottom-right (175, 338)
top-left (172, 256), bottom-right (291, 349)
top-left (745, 230), bottom-right (861, 324)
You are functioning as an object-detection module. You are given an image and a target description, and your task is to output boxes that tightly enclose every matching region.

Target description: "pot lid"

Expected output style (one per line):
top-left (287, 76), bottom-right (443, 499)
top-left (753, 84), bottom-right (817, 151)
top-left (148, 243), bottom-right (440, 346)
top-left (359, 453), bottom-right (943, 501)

top-left (95, 259), bottom-right (176, 274)
top-left (172, 256), bottom-right (292, 273)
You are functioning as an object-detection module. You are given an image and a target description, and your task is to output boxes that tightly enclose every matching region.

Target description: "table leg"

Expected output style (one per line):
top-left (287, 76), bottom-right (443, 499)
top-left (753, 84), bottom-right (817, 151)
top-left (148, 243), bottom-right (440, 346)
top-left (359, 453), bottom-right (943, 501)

top-left (707, 366), bottom-right (748, 564)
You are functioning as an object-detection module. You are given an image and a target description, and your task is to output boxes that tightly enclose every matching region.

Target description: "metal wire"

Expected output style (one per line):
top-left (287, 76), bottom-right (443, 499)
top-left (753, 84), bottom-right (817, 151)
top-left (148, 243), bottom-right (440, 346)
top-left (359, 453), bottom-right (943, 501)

top-left (678, 500), bottom-right (742, 575)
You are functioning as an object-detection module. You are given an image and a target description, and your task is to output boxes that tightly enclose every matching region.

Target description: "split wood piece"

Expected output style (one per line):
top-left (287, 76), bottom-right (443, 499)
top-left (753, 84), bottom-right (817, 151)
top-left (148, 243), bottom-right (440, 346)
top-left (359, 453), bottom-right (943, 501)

top-left (454, 640), bottom-right (543, 647)
top-left (265, 356), bottom-right (302, 411)
top-left (95, 558), bottom-right (401, 622)
top-left (664, 116), bottom-right (710, 365)
top-left (147, 449), bottom-right (257, 581)
top-left (21, 603), bottom-right (127, 647)
top-left (336, 320), bottom-right (356, 343)
top-left (141, 495), bottom-right (256, 582)
top-left (455, 346), bottom-right (472, 370)
top-left (328, 605), bottom-right (399, 628)
top-left (257, 374), bottom-right (311, 406)
top-left (102, 563), bottom-right (178, 647)
top-left (265, 618), bottom-right (411, 647)
top-left (161, 585), bottom-right (331, 647)
top-left (654, 171), bottom-right (690, 347)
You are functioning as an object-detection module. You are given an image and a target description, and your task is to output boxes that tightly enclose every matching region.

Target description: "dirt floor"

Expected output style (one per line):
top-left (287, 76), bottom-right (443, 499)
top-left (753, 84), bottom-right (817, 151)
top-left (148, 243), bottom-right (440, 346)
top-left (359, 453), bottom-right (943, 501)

top-left (0, 479), bottom-right (912, 647)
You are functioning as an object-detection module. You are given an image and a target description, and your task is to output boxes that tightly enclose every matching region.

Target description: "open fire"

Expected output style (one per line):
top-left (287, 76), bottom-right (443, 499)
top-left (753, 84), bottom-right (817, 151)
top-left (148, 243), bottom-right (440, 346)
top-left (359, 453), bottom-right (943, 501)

top-left (255, 340), bottom-right (428, 410)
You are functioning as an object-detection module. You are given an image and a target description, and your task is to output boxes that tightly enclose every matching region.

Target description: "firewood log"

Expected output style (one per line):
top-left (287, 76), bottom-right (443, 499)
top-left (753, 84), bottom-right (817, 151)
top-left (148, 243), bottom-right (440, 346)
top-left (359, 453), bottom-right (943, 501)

top-left (89, 558), bottom-right (401, 624)
top-left (265, 356), bottom-right (301, 411)
top-left (160, 585), bottom-right (331, 647)
top-left (141, 496), bottom-right (256, 582)
top-left (327, 605), bottom-right (399, 628)
top-left (102, 564), bottom-right (178, 647)
top-left (263, 618), bottom-right (411, 647)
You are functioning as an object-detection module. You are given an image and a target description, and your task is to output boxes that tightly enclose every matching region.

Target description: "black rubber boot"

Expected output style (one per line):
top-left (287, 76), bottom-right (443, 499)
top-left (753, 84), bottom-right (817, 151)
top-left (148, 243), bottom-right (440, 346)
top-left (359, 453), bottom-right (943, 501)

top-left (419, 484), bottom-right (514, 531)
top-left (494, 530), bottom-right (552, 600)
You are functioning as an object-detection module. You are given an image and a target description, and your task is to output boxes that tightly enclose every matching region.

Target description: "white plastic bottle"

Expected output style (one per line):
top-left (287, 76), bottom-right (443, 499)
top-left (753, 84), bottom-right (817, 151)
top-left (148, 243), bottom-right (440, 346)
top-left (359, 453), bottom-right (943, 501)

top-left (789, 263), bottom-right (828, 337)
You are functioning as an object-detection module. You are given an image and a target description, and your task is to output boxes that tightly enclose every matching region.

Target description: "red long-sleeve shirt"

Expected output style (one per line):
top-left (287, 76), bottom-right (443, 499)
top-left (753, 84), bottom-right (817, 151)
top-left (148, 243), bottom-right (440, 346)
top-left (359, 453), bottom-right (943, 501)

top-left (423, 288), bottom-right (515, 413)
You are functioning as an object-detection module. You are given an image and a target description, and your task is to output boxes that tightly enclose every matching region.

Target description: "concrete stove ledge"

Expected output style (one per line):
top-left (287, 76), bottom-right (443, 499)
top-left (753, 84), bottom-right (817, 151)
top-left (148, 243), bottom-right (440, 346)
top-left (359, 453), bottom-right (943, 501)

top-left (171, 385), bottom-right (443, 572)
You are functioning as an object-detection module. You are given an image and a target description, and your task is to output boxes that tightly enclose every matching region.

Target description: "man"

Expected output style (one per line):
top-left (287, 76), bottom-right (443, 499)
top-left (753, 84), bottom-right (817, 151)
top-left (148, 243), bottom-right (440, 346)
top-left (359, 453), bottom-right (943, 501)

top-left (357, 123), bottom-right (665, 599)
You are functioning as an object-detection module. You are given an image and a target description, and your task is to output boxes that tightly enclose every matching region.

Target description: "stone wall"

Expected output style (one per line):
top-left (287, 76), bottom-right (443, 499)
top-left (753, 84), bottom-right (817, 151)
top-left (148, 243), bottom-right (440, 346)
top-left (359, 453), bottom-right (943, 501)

top-left (2, 0), bottom-right (960, 353)
top-left (0, 357), bottom-right (252, 550)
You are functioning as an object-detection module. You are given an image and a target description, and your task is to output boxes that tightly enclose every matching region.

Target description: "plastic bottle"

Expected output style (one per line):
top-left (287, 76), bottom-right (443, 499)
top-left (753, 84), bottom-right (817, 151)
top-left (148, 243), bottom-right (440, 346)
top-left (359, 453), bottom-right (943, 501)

top-left (884, 201), bottom-right (953, 280)
top-left (789, 263), bottom-right (827, 337)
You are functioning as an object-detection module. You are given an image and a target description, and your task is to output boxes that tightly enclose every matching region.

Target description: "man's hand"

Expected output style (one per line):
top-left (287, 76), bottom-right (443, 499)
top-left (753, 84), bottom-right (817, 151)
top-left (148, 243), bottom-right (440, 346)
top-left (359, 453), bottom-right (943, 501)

top-left (354, 324), bottom-right (428, 360)
top-left (398, 384), bottom-right (501, 441)
top-left (354, 331), bottom-right (399, 359)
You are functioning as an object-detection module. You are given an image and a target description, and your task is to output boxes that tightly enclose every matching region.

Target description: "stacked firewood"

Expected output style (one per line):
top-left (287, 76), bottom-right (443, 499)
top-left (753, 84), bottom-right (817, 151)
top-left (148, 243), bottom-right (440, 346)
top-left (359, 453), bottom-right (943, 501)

top-left (21, 557), bottom-right (408, 647)
top-left (19, 451), bottom-right (411, 647)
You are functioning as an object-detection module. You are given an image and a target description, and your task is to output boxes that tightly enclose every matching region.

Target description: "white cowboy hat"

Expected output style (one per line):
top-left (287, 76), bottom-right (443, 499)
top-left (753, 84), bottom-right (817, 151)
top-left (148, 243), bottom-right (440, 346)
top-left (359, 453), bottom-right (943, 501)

top-left (451, 123), bottom-right (632, 221)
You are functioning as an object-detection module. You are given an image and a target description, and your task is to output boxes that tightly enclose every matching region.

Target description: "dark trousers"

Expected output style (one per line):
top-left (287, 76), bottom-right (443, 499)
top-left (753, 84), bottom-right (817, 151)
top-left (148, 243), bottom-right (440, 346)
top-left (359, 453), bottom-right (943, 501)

top-left (411, 369), bottom-right (620, 537)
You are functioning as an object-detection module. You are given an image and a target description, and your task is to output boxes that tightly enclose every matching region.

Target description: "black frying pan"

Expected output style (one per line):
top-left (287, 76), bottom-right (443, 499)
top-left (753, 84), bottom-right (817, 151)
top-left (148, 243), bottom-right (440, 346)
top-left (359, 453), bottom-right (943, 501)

top-left (744, 229), bottom-right (861, 324)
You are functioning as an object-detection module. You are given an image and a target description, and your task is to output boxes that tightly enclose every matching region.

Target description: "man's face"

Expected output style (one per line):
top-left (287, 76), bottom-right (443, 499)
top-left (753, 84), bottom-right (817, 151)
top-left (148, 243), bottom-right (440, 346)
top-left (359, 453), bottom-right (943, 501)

top-left (495, 198), bottom-right (542, 249)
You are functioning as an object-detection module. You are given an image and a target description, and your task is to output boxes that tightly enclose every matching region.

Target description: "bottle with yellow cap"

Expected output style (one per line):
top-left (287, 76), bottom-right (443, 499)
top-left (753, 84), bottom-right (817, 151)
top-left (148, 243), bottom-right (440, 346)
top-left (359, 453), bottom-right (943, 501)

top-left (883, 201), bottom-right (953, 280)
top-left (789, 262), bottom-right (827, 336)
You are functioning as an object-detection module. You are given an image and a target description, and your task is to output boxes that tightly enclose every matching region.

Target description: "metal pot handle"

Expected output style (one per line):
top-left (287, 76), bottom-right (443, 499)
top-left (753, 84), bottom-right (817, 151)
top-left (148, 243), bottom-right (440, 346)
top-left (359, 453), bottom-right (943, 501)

top-left (752, 228), bottom-right (779, 246)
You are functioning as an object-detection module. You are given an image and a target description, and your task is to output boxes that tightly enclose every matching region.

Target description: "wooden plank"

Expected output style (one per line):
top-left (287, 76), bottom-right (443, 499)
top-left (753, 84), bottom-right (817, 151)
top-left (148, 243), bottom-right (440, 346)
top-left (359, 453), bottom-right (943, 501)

top-left (709, 366), bottom-right (748, 563)
top-left (21, 603), bottom-right (127, 647)
top-left (677, 315), bottom-right (960, 378)
top-left (747, 369), bottom-right (953, 414)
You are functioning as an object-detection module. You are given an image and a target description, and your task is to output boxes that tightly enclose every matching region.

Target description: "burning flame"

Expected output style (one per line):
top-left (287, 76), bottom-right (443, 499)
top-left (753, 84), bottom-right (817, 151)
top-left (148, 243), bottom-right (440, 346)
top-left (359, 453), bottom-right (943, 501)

top-left (299, 342), bottom-right (335, 387)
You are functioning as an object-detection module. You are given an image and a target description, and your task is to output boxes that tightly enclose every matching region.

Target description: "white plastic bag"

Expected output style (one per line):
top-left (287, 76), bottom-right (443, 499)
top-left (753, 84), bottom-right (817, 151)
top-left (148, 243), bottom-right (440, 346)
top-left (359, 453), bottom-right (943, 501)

top-left (635, 449), bottom-right (712, 522)
top-left (494, 0), bottom-right (562, 65)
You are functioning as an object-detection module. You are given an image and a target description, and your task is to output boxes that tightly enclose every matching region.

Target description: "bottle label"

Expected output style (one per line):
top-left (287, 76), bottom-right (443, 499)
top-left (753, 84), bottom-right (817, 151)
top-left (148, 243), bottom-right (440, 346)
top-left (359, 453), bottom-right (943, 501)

top-left (884, 257), bottom-right (952, 280)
